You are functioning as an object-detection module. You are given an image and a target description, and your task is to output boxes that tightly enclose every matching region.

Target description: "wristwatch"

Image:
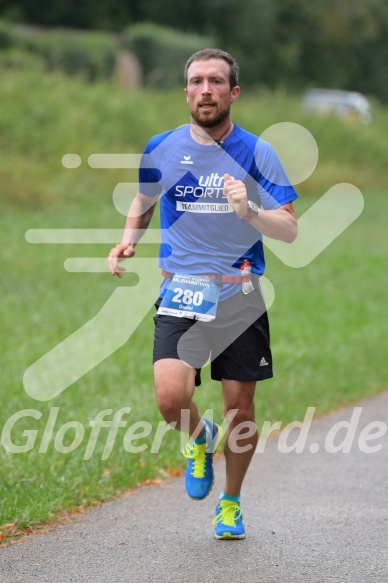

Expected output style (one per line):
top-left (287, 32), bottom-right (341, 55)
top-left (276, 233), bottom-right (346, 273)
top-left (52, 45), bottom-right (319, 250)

top-left (246, 200), bottom-right (260, 216)
top-left (237, 200), bottom-right (260, 221)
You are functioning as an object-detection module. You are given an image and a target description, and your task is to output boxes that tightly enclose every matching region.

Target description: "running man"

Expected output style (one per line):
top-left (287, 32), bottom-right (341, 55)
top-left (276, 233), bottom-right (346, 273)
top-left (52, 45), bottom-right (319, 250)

top-left (109, 49), bottom-right (298, 539)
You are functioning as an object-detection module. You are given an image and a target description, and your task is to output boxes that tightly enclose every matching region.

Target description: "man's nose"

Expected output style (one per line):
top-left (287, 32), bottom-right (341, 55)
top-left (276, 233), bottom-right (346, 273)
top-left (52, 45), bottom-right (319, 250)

top-left (201, 81), bottom-right (211, 94)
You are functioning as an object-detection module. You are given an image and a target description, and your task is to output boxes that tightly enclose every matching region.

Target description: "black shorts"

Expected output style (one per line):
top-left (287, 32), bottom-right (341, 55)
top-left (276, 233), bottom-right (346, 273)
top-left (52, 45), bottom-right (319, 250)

top-left (153, 280), bottom-right (273, 386)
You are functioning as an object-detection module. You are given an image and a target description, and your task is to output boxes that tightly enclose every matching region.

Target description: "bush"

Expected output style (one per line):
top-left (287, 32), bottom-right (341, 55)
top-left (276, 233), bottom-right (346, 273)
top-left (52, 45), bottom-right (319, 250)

top-left (122, 22), bottom-right (214, 89)
top-left (0, 22), bottom-right (118, 81)
top-left (0, 20), bottom-right (12, 49)
top-left (0, 46), bottom-right (46, 73)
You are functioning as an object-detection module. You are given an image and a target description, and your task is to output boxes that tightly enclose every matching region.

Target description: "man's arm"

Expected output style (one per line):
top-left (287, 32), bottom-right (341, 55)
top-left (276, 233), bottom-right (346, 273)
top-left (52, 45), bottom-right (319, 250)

top-left (108, 192), bottom-right (159, 278)
top-left (242, 202), bottom-right (297, 243)
top-left (224, 174), bottom-right (298, 243)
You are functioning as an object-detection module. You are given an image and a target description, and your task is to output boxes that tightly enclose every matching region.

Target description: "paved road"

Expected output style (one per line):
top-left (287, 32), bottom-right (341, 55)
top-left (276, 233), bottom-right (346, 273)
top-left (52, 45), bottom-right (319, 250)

top-left (1, 392), bottom-right (388, 583)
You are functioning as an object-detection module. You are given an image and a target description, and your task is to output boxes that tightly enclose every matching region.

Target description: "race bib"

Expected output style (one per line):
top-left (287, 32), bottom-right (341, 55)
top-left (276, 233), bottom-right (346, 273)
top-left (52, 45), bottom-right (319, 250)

top-left (157, 274), bottom-right (221, 321)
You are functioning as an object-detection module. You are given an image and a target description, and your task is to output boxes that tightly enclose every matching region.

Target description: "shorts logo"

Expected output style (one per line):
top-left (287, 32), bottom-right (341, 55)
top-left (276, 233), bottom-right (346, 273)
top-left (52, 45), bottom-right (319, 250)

top-left (260, 357), bottom-right (269, 366)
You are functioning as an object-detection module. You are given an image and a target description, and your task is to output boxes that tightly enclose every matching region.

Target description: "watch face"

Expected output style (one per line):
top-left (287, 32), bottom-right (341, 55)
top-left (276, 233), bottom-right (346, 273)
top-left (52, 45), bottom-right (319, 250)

top-left (247, 200), bottom-right (259, 214)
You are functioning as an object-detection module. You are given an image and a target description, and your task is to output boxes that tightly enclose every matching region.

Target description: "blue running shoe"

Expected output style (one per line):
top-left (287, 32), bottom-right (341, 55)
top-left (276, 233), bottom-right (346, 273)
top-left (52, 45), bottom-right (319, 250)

top-left (213, 499), bottom-right (245, 539)
top-left (183, 419), bottom-right (223, 500)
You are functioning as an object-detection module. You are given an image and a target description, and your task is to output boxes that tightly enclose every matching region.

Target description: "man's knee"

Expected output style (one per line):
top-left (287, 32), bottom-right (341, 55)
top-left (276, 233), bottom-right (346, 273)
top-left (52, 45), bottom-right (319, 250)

top-left (154, 358), bottom-right (196, 423)
top-left (155, 387), bottom-right (186, 423)
top-left (222, 384), bottom-right (256, 427)
top-left (224, 406), bottom-right (256, 431)
top-left (223, 398), bottom-right (258, 451)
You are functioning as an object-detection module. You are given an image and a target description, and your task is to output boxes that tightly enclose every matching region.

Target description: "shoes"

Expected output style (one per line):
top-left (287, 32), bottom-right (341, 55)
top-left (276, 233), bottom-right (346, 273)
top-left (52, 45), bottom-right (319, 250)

top-left (183, 419), bottom-right (223, 500)
top-left (213, 499), bottom-right (245, 540)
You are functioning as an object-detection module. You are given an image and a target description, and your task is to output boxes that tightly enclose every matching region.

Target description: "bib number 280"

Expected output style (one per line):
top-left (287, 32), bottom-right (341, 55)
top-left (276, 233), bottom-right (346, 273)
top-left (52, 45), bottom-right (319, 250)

top-left (157, 273), bottom-right (220, 321)
top-left (172, 287), bottom-right (204, 306)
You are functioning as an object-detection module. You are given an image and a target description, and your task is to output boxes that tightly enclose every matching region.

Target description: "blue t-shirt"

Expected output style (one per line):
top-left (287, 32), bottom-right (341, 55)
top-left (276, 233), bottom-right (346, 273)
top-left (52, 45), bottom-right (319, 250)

top-left (139, 124), bottom-right (298, 300)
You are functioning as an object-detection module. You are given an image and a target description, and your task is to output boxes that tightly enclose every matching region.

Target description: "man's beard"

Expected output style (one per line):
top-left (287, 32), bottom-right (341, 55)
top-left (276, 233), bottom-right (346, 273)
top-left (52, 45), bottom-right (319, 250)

top-left (191, 104), bottom-right (230, 128)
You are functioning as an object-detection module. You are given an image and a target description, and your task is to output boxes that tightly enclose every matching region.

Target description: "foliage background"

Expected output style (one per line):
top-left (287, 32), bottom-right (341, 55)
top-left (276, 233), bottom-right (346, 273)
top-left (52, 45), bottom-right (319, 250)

top-left (1, 0), bottom-right (388, 100)
top-left (0, 0), bottom-right (387, 541)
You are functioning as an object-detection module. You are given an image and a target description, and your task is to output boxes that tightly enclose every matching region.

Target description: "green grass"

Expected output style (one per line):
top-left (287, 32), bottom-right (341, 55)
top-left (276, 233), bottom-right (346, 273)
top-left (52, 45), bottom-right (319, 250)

top-left (264, 191), bottom-right (387, 417)
top-left (1, 53), bottom-right (388, 208)
top-left (0, 58), bottom-right (387, 542)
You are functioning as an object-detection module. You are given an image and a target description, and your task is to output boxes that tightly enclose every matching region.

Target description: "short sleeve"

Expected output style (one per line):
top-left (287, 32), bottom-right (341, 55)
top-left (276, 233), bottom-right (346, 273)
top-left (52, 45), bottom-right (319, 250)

top-left (138, 148), bottom-right (162, 197)
top-left (254, 140), bottom-right (298, 209)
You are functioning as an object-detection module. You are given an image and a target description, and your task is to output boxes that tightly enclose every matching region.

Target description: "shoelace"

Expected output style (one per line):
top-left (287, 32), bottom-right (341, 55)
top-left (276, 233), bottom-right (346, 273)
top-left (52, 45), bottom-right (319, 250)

top-left (182, 442), bottom-right (207, 478)
top-left (213, 501), bottom-right (242, 527)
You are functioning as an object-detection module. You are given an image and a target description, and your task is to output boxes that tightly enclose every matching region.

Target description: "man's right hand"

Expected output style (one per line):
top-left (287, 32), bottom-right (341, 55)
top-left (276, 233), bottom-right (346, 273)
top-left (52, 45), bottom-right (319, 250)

top-left (108, 243), bottom-right (135, 278)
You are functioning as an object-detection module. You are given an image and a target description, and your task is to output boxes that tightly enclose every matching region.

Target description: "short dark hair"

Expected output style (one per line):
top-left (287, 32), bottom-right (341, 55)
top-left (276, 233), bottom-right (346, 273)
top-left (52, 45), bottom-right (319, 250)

top-left (184, 48), bottom-right (239, 89)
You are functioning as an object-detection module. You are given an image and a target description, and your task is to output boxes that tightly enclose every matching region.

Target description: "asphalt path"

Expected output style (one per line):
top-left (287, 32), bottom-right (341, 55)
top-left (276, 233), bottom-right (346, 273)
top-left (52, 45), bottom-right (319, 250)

top-left (1, 392), bottom-right (388, 583)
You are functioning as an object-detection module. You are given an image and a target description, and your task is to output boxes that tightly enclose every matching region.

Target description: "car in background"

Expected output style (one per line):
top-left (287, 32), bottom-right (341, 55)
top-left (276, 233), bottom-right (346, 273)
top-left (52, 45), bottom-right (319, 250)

top-left (302, 88), bottom-right (372, 124)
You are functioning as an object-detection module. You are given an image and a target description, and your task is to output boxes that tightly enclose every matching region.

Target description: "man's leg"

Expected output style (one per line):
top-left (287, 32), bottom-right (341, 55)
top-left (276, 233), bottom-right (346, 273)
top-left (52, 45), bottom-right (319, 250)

top-left (154, 358), bottom-right (204, 436)
top-left (221, 379), bottom-right (258, 495)
top-left (212, 379), bottom-right (257, 540)
top-left (154, 357), bottom-right (222, 500)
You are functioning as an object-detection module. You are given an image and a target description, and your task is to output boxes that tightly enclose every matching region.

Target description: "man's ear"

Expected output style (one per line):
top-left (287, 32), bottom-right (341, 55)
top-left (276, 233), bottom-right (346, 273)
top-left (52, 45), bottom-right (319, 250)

top-left (230, 86), bottom-right (241, 103)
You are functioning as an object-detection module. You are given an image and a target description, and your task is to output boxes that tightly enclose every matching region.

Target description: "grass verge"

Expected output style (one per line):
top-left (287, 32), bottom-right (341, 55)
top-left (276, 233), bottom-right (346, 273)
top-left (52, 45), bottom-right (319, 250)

top-left (1, 190), bottom-right (386, 543)
top-left (0, 60), bottom-right (387, 543)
